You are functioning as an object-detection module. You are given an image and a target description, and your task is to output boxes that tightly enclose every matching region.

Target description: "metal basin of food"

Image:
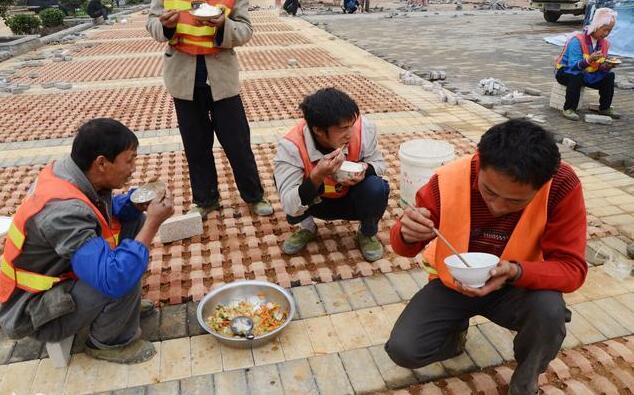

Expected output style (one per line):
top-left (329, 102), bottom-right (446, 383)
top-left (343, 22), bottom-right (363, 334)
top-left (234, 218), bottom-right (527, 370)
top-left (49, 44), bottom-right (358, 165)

top-left (196, 280), bottom-right (296, 348)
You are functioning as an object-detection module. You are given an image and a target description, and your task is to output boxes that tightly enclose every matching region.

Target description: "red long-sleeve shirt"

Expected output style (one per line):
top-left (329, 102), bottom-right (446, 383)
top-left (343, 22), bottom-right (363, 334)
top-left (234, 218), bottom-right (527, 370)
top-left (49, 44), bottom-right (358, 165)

top-left (391, 157), bottom-right (588, 293)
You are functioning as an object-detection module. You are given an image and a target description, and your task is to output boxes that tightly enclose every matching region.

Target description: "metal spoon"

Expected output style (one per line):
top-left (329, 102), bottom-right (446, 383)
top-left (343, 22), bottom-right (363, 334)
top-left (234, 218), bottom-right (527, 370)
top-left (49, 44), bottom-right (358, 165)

top-left (229, 316), bottom-right (255, 340)
top-left (404, 203), bottom-right (472, 268)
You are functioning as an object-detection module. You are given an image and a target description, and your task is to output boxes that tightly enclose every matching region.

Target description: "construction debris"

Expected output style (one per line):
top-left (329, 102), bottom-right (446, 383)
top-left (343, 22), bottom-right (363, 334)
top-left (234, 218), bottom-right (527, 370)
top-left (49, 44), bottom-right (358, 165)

top-left (478, 78), bottom-right (508, 96)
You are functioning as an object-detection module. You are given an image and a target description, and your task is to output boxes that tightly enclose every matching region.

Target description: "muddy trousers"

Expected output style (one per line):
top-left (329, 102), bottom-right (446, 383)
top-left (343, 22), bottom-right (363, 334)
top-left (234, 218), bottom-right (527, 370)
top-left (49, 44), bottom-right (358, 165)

top-left (32, 217), bottom-right (144, 348)
top-left (384, 280), bottom-right (570, 394)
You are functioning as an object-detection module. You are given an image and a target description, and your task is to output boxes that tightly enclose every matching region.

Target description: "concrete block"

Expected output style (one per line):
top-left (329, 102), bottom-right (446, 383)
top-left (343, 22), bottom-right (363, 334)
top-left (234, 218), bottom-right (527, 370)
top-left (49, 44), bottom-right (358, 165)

top-left (524, 87), bottom-right (542, 96)
top-left (158, 212), bottom-right (204, 243)
top-left (46, 335), bottom-right (74, 368)
top-left (340, 348), bottom-right (386, 393)
top-left (54, 82), bottom-right (72, 90)
top-left (41, 81), bottom-right (58, 89)
top-left (287, 58), bottom-right (298, 67)
top-left (291, 285), bottom-right (325, 319)
top-left (309, 353), bottom-right (355, 395)
top-left (584, 114), bottom-right (613, 125)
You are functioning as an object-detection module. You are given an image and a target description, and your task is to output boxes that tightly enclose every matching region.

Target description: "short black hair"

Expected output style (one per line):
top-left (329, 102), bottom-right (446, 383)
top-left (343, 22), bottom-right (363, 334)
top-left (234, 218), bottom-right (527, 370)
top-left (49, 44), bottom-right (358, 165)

top-left (477, 119), bottom-right (560, 189)
top-left (71, 118), bottom-right (139, 171)
top-left (299, 88), bottom-right (360, 133)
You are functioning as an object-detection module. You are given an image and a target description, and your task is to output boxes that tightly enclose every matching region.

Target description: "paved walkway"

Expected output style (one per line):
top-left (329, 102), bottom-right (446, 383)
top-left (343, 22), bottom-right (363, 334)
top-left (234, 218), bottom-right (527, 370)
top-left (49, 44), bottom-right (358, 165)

top-left (0, 3), bottom-right (634, 395)
top-left (304, 10), bottom-right (634, 175)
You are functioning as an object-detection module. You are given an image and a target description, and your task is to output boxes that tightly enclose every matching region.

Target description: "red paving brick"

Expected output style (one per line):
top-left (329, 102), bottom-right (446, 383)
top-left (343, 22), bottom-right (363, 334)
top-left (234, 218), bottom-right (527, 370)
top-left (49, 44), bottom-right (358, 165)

top-left (0, 86), bottom-right (174, 142)
top-left (12, 48), bottom-right (339, 84)
top-left (384, 338), bottom-right (634, 395)
top-left (238, 47), bottom-right (341, 70)
top-left (245, 32), bottom-right (312, 47)
top-left (13, 56), bottom-right (163, 84)
top-left (88, 28), bottom-right (151, 40)
top-left (0, 74), bottom-right (413, 142)
top-left (74, 39), bottom-right (166, 56)
top-left (0, 131), bottom-right (475, 303)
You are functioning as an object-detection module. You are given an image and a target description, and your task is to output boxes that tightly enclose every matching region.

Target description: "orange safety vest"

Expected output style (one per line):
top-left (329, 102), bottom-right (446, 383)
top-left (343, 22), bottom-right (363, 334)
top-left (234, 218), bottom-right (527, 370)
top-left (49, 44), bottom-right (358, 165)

top-left (284, 118), bottom-right (362, 199)
top-left (0, 164), bottom-right (121, 303)
top-left (165, 0), bottom-right (235, 56)
top-left (555, 33), bottom-right (609, 73)
top-left (421, 155), bottom-right (551, 291)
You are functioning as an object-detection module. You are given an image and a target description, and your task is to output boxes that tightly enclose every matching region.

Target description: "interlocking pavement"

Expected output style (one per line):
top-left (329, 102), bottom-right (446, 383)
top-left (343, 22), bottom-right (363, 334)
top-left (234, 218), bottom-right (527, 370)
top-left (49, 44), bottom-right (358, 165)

top-left (305, 11), bottom-right (634, 175)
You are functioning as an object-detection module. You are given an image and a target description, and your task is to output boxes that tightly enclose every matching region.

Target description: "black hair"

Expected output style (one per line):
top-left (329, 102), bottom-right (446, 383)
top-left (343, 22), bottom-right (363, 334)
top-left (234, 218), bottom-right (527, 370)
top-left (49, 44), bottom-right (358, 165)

top-left (299, 88), bottom-right (360, 133)
top-left (477, 119), bottom-right (560, 189)
top-left (71, 118), bottom-right (139, 171)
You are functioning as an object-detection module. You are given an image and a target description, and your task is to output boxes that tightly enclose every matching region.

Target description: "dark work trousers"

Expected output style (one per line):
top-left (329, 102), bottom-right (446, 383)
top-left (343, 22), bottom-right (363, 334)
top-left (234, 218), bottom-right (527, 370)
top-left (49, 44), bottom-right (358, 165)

top-left (556, 70), bottom-right (615, 111)
top-left (385, 280), bottom-right (570, 395)
top-left (287, 175), bottom-right (390, 236)
top-left (33, 216), bottom-right (145, 348)
top-left (173, 87), bottom-right (264, 207)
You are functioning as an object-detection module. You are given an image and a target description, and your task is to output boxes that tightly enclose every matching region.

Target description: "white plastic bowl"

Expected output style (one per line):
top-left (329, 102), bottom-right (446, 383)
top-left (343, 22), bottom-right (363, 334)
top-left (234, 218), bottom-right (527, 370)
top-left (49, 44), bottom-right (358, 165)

top-left (444, 253), bottom-right (499, 288)
top-left (334, 160), bottom-right (364, 182)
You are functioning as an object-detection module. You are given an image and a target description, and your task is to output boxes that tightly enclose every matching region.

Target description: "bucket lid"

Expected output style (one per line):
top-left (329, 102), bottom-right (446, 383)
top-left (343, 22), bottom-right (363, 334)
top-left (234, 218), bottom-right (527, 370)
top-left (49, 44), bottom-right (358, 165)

top-left (0, 216), bottom-right (11, 237)
top-left (399, 139), bottom-right (455, 160)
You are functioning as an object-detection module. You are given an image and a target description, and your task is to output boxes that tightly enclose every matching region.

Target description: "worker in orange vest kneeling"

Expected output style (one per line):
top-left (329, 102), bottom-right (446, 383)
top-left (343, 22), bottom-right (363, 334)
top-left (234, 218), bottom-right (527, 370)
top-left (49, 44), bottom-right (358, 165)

top-left (386, 120), bottom-right (588, 395)
top-left (0, 119), bottom-right (174, 364)
top-left (274, 88), bottom-right (389, 262)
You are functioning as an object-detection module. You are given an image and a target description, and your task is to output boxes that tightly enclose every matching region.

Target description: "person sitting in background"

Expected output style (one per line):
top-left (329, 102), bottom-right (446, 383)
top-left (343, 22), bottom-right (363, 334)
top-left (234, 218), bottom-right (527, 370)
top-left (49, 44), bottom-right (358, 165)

top-left (555, 8), bottom-right (620, 121)
top-left (386, 119), bottom-right (587, 395)
top-left (274, 88), bottom-right (389, 262)
top-left (0, 119), bottom-right (174, 364)
top-left (87, 0), bottom-right (110, 21)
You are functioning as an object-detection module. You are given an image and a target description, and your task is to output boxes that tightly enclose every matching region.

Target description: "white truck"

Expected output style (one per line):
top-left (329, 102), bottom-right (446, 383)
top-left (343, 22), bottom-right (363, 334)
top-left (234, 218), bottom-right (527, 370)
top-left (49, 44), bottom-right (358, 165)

top-left (530, 0), bottom-right (587, 22)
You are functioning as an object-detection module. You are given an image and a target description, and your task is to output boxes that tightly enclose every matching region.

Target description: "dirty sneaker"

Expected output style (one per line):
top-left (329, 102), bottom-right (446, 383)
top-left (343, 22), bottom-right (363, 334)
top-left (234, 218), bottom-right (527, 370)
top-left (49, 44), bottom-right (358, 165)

top-left (561, 109), bottom-right (580, 121)
top-left (187, 200), bottom-right (220, 219)
top-left (249, 199), bottom-right (274, 216)
top-left (282, 229), bottom-right (316, 255)
top-left (598, 107), bottom-right (621, 119)
top-left (357, 231), bottom-right (384, 262)
top-left (140, 299), bottom-right (156, 319)
top-left (85, 339), bottom-right (156, 364)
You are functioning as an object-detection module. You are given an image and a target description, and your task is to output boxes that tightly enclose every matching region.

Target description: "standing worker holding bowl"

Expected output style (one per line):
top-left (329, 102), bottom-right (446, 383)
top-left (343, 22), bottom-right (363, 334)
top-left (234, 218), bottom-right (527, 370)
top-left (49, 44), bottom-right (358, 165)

top-left (147, 0), bottom-right (273, 218)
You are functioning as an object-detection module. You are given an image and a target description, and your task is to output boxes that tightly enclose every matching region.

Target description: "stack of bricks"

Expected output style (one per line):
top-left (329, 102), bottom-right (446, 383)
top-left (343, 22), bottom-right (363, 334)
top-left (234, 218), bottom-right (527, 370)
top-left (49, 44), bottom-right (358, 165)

top-left (549, 81), bottom-right (584, 110)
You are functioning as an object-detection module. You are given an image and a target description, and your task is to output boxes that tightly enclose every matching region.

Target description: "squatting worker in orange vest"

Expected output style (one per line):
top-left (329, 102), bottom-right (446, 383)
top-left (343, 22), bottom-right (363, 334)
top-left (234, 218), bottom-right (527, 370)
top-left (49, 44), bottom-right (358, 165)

top-left (146, 0), bottom-right (273, 219)
top-left (0, 119), bottom-right (175, 364)
top-left (274, 88), bottom-right (389, 262)
top-left (555, 8), bottom-right (619, 121)
top-left (386, 120), bottom-right (587, 395)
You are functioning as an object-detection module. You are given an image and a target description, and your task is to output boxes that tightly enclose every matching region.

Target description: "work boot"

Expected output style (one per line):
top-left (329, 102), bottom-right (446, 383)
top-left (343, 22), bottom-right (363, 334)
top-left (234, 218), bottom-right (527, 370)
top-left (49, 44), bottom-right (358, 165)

top-left (598, 107), bottom-right (621, 119)
top-left (85, 339), bottom-right (156, 364)
top-left (357, 231), bottom-right (384, 262)
top-left (282, 228), bottom-right (316, 255)
top-left (140, 299), bottom-right (156, 319)
top-left (249, 199), bottom-right (274, 217)
top-left (187, 200), bottom-right (220, 219)
top-left (561, 109), bottom-right (580, 121)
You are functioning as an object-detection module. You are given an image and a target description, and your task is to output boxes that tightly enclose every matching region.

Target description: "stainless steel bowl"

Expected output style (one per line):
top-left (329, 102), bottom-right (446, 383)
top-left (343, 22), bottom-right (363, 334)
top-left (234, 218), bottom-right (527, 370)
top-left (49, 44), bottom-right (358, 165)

top-left (196, 280), bottom-right (296, 348)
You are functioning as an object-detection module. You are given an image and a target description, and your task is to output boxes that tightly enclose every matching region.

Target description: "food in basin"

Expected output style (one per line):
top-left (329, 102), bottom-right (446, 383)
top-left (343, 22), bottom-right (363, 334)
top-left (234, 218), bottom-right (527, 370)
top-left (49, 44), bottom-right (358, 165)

top-left (208, 296), bottom-right (287, 337)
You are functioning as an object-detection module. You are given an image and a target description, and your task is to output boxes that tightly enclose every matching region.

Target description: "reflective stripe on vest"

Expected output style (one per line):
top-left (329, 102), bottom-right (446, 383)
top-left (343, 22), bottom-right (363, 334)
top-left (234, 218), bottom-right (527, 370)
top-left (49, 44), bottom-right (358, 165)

top-left (555, 33), bottom-right (609, 73)
top-left (0, 164), bottom-right (120, 302)
top-left (164, 0), bottom-right (235, 56)
top-left (421, 154), bottom-right (551, 290)
top-left (283, 118), bottom-right (363, 199)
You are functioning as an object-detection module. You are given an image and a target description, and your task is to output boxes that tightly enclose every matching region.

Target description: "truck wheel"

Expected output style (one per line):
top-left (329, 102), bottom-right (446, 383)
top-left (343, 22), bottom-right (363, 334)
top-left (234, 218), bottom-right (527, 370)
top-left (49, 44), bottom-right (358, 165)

top-left (544, 10), bottom-right (561, 22)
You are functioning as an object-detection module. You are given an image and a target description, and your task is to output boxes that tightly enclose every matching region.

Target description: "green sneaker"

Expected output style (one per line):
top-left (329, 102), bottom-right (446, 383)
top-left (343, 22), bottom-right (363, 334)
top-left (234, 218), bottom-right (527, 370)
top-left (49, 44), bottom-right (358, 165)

top-left (357, 231), bottom-right (384, 262)
top-left (140, 299), bottom-right (156, 319)
top-left (249, 199), bottom-right (274, 217)
top-left (85, 339), bottom-right (156, 364)
top-left (598, 107), bottom-right (621, 119)
top-left (282, 229), bottom-right (316, 255)
top-left (187, 201), bottom-right (220, 219)
top-left (561, 109), bottom-right (580, 121)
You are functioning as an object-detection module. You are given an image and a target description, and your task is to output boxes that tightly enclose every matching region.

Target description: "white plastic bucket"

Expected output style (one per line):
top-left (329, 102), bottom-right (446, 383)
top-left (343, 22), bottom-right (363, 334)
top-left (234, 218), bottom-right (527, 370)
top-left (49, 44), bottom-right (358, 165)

top-left (399, 139), bottom-right (455, 208)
